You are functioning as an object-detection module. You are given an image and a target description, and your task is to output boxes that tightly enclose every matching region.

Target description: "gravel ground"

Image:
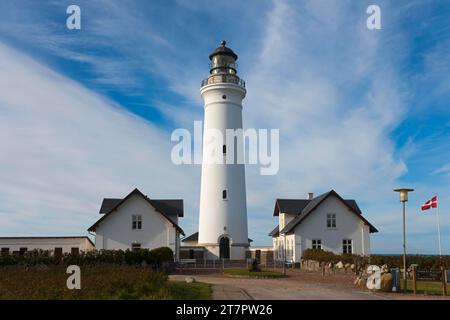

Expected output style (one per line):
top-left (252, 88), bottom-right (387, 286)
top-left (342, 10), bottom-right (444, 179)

top-left (170, 269), bottom-right (450, 300)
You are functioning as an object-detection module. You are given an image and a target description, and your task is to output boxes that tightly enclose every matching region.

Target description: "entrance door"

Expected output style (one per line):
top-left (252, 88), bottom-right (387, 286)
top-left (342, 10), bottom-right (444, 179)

top-left (219, 237), bottom-right (230, 259)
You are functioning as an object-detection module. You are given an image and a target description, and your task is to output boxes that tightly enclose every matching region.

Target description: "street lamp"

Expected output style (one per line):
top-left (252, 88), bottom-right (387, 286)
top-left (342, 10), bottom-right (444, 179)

top-left (281, 233), bottom-right (286, 276)
top-left (394, 188), bottom-right (414, 294)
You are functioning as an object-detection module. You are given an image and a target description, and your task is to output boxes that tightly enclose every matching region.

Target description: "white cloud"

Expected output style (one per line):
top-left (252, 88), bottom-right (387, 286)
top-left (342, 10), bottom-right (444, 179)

top-left (432, 163), bottom-right (450, 176)
top-left (243, 1), bottom-right (408, 233)
top-left (0, 0), bottom-right (448, 254)
top-left (0, 42), bottom-right (200, 236)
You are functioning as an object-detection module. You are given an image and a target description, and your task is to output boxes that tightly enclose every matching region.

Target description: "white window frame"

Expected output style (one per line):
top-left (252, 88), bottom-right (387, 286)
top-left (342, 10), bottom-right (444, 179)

top-left (343, 239), bottom-right (353, 254)
top-left (312, 239), bottom-right (322, 250)
top-left (132, 215), bottom-right (142, 230)
top-left (327, 213), bottom-right (336, 229)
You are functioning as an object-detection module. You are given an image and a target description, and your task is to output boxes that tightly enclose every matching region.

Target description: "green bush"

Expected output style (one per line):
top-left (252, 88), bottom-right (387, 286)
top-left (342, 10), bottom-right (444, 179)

top-left (300, 249), bottom-right (449, 271)
top-left (0, 247), bottom-right (174, 268)
top-left (302, 249), bottom-right (368, 268)
top-left (370, 255), bottom-right (449, 270)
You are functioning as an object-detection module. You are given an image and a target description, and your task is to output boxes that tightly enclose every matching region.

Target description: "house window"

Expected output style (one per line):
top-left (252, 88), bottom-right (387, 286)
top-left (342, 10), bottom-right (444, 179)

top-left (132, 215), bottom-right (142, 230)
top-left (327, 213), bottom-right (336, 228)
top-left (189, 249), bottom-right (195, 259)
top-left (71, 247), bottom-right (79, 255)
top-left (223, 145), bottom-right (227, 155)
top-left (1, 248), bottom-right (9, 255)
top-left (343, 239), bottom-right (353, 254)
top-left (222, 189), bottom-right (228, 200)
top-left (312, 239), bottom-right (322, 250)
top-left (131, 243), bottom-right (141, 251)
top-left (19, 247), bottom-right (27, 255)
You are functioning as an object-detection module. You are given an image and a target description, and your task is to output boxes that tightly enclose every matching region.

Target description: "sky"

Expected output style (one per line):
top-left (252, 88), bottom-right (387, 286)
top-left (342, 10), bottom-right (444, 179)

top-left (0, 0), bottom-right (449, 254)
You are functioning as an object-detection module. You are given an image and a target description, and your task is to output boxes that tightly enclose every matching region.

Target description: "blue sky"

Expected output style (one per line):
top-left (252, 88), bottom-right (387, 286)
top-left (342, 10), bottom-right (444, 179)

top-left (0, 0), bottom-right (449, 254)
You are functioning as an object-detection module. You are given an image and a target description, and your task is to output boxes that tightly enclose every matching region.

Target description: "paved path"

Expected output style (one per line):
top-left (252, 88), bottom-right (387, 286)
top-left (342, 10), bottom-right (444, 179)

top-left (171, 271), bottom-right (450, 300)
top-left (211, 284), bottom-right (253, 300)
top-left (170, 273), bottom-right (386, 300)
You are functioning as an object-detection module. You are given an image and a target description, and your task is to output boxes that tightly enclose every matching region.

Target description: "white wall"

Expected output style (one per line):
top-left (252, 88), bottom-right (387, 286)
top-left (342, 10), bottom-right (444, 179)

top-left (94, 194), bottom-right (179, 257)
top-left (279, 213), bottom-right (295, 230)
top-left (293, 195), bottom-right (371, 260)
top-left (0, 237), bottom-right (94, 254)
top-left (198, 83), bottom-right (249, 260)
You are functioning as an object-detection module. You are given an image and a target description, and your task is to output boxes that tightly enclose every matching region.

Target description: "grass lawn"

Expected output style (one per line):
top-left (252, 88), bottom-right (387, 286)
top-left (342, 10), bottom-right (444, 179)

top-left (0, 265), bottom-right (211, 300)
top-left (168, 281), bottom-right (212, 300)
top-left (400, 279), bottom-right (447, 295)
top-left (224, 268), bottom-right (284, 278)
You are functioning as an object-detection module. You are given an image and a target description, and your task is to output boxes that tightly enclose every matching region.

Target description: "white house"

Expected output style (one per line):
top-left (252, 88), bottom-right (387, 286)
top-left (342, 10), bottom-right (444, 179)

top-left (269, 190), bottom-right (378, 262)
top-left (0, 236), bottom-right (94, 255)
top-left (88, 188), bottom-right (184, 260)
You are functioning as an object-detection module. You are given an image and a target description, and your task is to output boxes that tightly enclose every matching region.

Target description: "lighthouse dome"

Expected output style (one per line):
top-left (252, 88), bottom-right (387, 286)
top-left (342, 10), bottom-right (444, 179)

top-left (209, 40), bottom-right (238, 60)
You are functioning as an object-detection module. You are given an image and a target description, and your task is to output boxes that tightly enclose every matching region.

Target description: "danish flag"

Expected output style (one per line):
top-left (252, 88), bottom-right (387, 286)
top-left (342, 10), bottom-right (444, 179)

top-left (421, 196), bottom-right (438, 211)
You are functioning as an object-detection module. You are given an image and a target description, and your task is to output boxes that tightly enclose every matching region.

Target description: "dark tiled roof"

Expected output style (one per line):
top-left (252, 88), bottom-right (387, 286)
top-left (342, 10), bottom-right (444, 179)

top-left (268, 225), bottom-right (279, 237)
top-left (99, 199), bottom-right (122, 214)
top-left (99, 198), bottom-right (183, 217)
top-left (273, 199), bottom-right (309, 216)
top-left (182, 232), bottom-right (253, 243)
top-left (272, 190), bottom-right (378, 235)
top-left (152, 200), bottom-right (184, 217)
top-left (182, 232), bottom-right (198, 242)
top-left (89, 188), bottom-right (184, 235)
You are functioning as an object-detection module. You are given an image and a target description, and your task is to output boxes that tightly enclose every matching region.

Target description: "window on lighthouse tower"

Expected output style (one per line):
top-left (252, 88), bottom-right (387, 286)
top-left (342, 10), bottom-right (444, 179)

top-left (222, 189), bottom-right (228, 200)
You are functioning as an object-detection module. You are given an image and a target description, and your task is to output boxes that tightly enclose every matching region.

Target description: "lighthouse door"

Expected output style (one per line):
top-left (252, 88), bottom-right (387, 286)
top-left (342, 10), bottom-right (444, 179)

top-left (219, 237), bottom-right (230, 259)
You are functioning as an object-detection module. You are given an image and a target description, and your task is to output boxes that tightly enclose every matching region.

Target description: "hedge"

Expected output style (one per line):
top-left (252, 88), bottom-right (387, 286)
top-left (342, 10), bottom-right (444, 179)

top-left (302, 248), bottom-right (367, 265)
top-left (0, 247), bottom-right (174, 268)
top-left (302, 249), bottom-right (450, 270)
top-left (370, 255), bottom-right (449, 270)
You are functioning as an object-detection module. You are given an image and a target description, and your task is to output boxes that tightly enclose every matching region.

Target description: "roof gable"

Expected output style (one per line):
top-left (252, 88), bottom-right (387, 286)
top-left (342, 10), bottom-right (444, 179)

top-left (273, 190), bottom-right (377, 235)
top-left (89, 188), bottom-right (184, 235)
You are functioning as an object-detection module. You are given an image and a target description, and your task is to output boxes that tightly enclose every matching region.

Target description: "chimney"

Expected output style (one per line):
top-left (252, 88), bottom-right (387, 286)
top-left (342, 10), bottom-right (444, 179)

top-left (307, 192), bottom-right (314, 200)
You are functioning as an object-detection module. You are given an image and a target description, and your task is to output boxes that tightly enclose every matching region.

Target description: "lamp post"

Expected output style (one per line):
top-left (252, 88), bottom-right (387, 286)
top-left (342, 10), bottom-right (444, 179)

top-left (394, 188), bottom-right (414, 294)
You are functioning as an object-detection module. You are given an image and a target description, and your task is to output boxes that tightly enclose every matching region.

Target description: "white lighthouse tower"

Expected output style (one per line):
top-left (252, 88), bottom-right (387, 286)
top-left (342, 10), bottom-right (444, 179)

top-left (197, 41), bottom-right (249, 260)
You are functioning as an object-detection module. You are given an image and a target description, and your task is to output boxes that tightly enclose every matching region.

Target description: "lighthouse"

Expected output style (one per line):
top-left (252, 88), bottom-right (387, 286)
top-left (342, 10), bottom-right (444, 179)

top-left (197, 41), bottom-right (249, 260)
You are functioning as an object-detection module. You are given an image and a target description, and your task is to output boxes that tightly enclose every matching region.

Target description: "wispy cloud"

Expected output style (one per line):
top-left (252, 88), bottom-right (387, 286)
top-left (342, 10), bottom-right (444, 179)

top-left (0, 0), bottom-right (449, 253)
top-left (432, 164), bottom-right (450, 176)
top-left (0, 41), bottom-right (200, 236)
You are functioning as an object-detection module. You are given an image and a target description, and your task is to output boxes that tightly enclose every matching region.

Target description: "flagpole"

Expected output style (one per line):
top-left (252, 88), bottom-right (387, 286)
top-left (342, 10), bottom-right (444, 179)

top-left (436, 194), bottom-right (442, 258)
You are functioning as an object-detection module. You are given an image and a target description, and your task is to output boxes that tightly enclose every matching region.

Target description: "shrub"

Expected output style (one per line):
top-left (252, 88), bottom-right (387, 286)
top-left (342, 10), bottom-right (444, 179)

top-left (302, 249), bottom-right (368, 268)
top-left (301, 250), bottom-right (449, 271)
top-left (370, 255), bottom-right (449, 270)
top-left (0, 247), bottom-right (174, 269)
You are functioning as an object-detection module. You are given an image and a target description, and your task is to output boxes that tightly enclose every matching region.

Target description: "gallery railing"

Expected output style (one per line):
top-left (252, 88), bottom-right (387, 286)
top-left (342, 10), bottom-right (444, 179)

top-left (201, 74), bottom-right (246, 88)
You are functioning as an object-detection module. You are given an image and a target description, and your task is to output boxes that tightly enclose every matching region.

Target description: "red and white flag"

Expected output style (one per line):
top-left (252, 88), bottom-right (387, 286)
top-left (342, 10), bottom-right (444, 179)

top-left (421, 196), bottom-right (438, 211)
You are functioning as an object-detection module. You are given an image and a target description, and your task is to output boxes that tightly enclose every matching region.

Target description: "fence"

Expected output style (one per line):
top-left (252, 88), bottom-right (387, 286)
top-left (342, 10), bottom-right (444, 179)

top-left (176, 258), bottom-right (284, 271)
top-left (412, 267), bottom-right (448, 296)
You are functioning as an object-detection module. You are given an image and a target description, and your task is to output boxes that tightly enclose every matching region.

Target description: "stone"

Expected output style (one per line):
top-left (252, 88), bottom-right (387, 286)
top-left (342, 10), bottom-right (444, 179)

top-left (185, 276), bottom-right (196, 283)
top-left (379, 273), bottom-right (393, 292)
top-left (336, 261), bottom-right (344, 269)
top-left (350, 264), bottom-right (355, 270)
